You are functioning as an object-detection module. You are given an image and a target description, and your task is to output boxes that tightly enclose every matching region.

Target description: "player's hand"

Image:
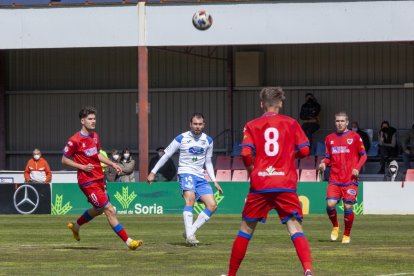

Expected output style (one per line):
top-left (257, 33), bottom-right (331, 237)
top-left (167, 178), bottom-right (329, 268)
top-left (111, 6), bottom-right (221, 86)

top-left (319, 162), bottom-right (326, 171)
top-left (147, 172), bottom-right (155, 184)
top-left (112, 163), bottom-right (122, 174)
top-left (214, 182), bottom-right (224, 194)
top-left (83, 163), bottom-right (94, 172)
top-left (352, 169), bottom-right (359, 177)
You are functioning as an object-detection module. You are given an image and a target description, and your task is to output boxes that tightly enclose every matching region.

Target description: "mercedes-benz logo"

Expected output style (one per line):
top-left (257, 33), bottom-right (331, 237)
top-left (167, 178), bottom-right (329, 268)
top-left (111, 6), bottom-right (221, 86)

top-left (13, 184), bottom-right (40, 214)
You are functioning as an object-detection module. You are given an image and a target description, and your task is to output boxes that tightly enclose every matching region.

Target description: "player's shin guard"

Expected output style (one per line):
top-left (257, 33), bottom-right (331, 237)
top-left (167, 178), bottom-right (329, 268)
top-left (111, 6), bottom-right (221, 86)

top-left (183, 206), bottom-right (194, 238)
top-left (291, 232), bottom-right (313, 274)
top-left (344, 209), bottom-right (355, 236)
top-left (326, 207), bottom-right (339, 227)
top-left (228, 231), bottom-right (252, 276)
top-left (76, 210), bottom-right (94, 227)
top-left (112, 223), bottom-right (129, 242)
top-left (190, 208), bottom-right (213, 235)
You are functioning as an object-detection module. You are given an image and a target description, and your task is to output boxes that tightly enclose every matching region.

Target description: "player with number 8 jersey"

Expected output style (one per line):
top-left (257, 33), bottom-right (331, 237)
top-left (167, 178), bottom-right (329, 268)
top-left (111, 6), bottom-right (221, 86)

top-left (227, 87), bottom-right (313, 276)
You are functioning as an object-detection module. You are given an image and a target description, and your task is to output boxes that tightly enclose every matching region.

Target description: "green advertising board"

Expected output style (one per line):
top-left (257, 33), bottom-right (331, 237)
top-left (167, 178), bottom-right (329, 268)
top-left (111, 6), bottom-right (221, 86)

top-left (51, 182), bottom-right (363, 215)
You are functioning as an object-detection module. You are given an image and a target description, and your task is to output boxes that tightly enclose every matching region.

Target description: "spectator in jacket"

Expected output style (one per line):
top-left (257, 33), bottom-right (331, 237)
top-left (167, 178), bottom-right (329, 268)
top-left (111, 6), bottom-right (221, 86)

top-left (148, 146), bottom-right (176, 182)
top-left (351, 121), bottom-right (371, 152)
top-left (378, 121), bottom-right (398, 174)
top-left (119, 148), bottom-right (135, 182)
top-left (24, 148), bottom-right (52, 184)
top-left (401, 123), bottom-right (414, 172)
top-left (383, 160), bottom-right (405, 182)
top-left (300, 93), bottom-right (321, 145)
top-left (105, 149), bottom-right (121, 182)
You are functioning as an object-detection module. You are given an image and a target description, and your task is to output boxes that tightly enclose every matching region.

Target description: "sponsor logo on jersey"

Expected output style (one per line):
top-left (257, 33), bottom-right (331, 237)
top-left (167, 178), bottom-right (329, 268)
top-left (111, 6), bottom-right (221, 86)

top-left (332, 146), bottom-right (350, 154)
top-left (347, 139), bottom-right (353, 144)
top-left (189, 146), bottom-right (204, 155)
top-left (82, 143), bottom-right (86, 148)
top-left (258, 166), bottom-right (285, 176)
top-left (347, 189), bottom-right (357, 196)
top-left (84, 147), bottom-right (98, 156)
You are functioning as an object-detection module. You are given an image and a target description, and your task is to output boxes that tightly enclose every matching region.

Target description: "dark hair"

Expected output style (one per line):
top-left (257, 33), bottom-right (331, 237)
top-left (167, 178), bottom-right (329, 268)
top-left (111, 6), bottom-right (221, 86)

top-left (190, 113), bottom-right (204, 123)
top-left (260, 87), bottom-right (286, 108)
top-left (79, 106), bottom-right (97, 119)
top-left (380, 121), bottom-right (390, 129)
top-left (122, 148), bottom-right (130, 154)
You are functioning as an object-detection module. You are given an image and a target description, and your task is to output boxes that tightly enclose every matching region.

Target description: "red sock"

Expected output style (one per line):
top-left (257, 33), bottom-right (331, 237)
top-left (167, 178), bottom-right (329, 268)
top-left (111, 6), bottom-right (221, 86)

top-left (228, 231), bottom-right (252, 276)
top-left (326, 207), bottom-right (339, 227)
top-left (113, 224), bottom-right (129, 242)
top-left (344, 210), bottom-right (354, 236)
top-left (76, 210), bottom-right (93, 226)
top-left (291, 233), bottom-right (313, 273)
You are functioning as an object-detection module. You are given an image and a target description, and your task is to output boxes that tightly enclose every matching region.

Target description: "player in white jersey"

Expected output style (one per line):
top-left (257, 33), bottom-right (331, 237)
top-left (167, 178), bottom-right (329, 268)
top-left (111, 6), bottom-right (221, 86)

top-left (147, 113), bottom-right (223, 245)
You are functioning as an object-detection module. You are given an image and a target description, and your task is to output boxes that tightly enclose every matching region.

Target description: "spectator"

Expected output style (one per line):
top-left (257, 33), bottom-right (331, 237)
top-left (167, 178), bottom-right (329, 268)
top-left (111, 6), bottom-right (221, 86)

top-left (105, 149), bottom-right (121, 182)
top-left (24, 148), bottom-right (52, 184)
top-left (119, 148), bottom-right (135, 182)
top-left (378, 121), bottom-right (398, 174)
top-left (401, 123), bottom-right (414, 173)
top-left (300, 93), bottom-right (321, 145)
top-left (383, 160), bottom-right (405, 182)
top-left (148, 147), bottom-right (176, 182)
top-left (99, 149), bottom-right (108, 172)
top-left (351, 121), bottom-right (371, 152)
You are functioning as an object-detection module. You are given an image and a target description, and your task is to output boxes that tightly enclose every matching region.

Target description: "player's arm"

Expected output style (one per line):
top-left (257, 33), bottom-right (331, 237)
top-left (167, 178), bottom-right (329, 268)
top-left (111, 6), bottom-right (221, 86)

top-left (61, 155), bottom-right (94, 172)
top-left (352, 135), bottom-right (368, 177)
top-left (147, 139), bottom-right (179, 184)
top-left (205, 141), bottom-right (223, 194)
top-left (241, 124), bottom-right (255, 176)
top-left (98, 153), bottom-right (122, 174)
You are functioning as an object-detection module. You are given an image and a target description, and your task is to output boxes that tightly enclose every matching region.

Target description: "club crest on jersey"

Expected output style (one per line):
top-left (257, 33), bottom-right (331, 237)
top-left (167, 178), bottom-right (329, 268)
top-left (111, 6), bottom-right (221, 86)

top-left (64, 146), bottom-right (69, 153)
top-left (84, 147), bottom-right (98, 156)
top-left (258, 166), bottom-right (285, 177)
top-left (347, 189), bottom-right (357, 196)
top-left (347, 139), bottom-right (353, 144)
top-left (189, 146), bottom-right (204, 155)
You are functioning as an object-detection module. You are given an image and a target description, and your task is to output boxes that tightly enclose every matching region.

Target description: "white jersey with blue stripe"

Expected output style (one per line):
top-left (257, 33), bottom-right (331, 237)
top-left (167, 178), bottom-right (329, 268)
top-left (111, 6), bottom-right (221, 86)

top-left (164, 131), bottom-right (214, 179)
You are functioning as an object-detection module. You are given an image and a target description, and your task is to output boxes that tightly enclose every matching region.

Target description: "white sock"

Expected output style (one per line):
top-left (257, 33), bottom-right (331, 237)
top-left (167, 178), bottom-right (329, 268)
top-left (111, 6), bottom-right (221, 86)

top-left (126, 237), bottom-right (132, 246)
top-left (190, 208), bottom-right (212, 236)
top-left (183, 206), bottom-right (194, 238)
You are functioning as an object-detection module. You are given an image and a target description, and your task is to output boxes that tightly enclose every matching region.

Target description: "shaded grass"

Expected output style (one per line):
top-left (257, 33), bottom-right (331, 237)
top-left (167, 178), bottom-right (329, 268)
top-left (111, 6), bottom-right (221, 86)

top-left (0, 214), bottom-right (414, 275)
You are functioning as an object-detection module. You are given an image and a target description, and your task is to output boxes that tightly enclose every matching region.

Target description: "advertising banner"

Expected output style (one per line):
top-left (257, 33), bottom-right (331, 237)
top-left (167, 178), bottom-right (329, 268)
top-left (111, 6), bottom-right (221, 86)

top-left (0, 183), bottom-right (51, 214)
top-left (51, 182), bottom-right (363, 215)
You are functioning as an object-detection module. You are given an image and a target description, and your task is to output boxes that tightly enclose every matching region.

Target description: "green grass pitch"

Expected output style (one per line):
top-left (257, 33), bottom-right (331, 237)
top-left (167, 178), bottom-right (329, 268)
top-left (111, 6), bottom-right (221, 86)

top-left (0, 214), bottom-right (414, 275)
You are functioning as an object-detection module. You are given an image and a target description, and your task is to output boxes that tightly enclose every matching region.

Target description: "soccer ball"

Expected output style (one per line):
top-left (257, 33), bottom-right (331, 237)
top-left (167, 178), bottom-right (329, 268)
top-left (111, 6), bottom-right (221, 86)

top-left (192, 10), bottom-right (213, 31)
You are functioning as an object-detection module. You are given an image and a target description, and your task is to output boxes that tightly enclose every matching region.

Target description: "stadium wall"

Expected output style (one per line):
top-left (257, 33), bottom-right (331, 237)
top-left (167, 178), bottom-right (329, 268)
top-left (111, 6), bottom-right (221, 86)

top-left (4, 43), bottom-right (414, 170)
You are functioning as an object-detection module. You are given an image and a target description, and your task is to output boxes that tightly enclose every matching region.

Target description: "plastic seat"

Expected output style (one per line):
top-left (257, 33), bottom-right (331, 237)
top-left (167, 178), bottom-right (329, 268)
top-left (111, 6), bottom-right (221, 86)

top-left (231, 156), bottom-right (245, 170)
top-left (405, 169), bottom-right (414, 181)
top-left (216, 170), bottom-right (232, 181)
top-left (299, 156), bottom-right (316, 169)
top-left (299, 169), bottom-right (317, 182)
top-left (231, 170), bottom-right (248, 181)
top-left (215, 156), bottom-right (232, 170)
top-left (367, 141), bottom-right (378, 157)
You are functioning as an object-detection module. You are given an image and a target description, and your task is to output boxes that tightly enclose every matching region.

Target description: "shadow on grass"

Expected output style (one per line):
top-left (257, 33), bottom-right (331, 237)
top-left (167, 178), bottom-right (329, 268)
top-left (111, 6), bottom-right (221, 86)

top-left (56, 246), bottom-right (101, 250)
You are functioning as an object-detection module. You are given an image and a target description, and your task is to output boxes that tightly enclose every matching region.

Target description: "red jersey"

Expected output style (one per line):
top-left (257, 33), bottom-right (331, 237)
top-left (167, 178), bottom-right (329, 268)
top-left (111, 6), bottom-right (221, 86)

top-left (63, 131), bottom-right (104, 185)
top-left (324, 130), bottom-right (366, 186)
top-left (241, 112), bottom-right (309, 193)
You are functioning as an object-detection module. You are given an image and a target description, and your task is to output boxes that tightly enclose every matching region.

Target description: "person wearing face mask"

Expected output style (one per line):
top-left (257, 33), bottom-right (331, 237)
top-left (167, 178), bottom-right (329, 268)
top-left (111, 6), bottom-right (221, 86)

top-left (350, 121), bottom-right (371, 153)
top-left (383, 160), bottom-right (405, 182)
top-left (148, 146), bottom-right (176, 182)
top-left (378, 121), bottom-right (398, 174)
top-left (24, 148), bottom-right (52, 184)
top-left (104, 149), bottom-right (122, 182)
top-left (119, 148), bottom-right (136, 182)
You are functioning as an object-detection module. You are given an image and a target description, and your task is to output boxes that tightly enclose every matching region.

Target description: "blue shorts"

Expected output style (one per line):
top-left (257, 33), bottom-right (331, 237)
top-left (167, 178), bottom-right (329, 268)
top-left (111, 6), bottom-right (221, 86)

top-left (178, 173), bottom-right (213, 201)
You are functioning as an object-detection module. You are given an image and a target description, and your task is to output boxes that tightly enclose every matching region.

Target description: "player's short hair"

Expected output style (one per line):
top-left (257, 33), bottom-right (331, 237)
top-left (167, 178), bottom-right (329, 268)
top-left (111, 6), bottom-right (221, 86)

top-left (79, 106), bottom-right (97, 119)
top-left (260, 87), bottom-right (286, 107)
top-left (190, 113), bottom-right (204, 123)
top-left (335, 111), bottom-right (349, 120)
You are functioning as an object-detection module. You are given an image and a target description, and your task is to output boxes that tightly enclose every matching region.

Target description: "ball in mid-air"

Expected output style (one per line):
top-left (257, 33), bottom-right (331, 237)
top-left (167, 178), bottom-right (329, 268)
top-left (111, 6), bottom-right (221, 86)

top-left (192, 10), bottom-right (213, 31)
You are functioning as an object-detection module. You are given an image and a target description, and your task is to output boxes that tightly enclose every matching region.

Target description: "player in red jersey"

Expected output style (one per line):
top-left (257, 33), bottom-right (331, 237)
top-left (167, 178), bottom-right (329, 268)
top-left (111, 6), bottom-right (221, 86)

top-left (227, 87), bottom-right (313, 276)
top-left (62, 106), bottom-right (142, 250)
top-left (318, 111), bottom-right (367, 244)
